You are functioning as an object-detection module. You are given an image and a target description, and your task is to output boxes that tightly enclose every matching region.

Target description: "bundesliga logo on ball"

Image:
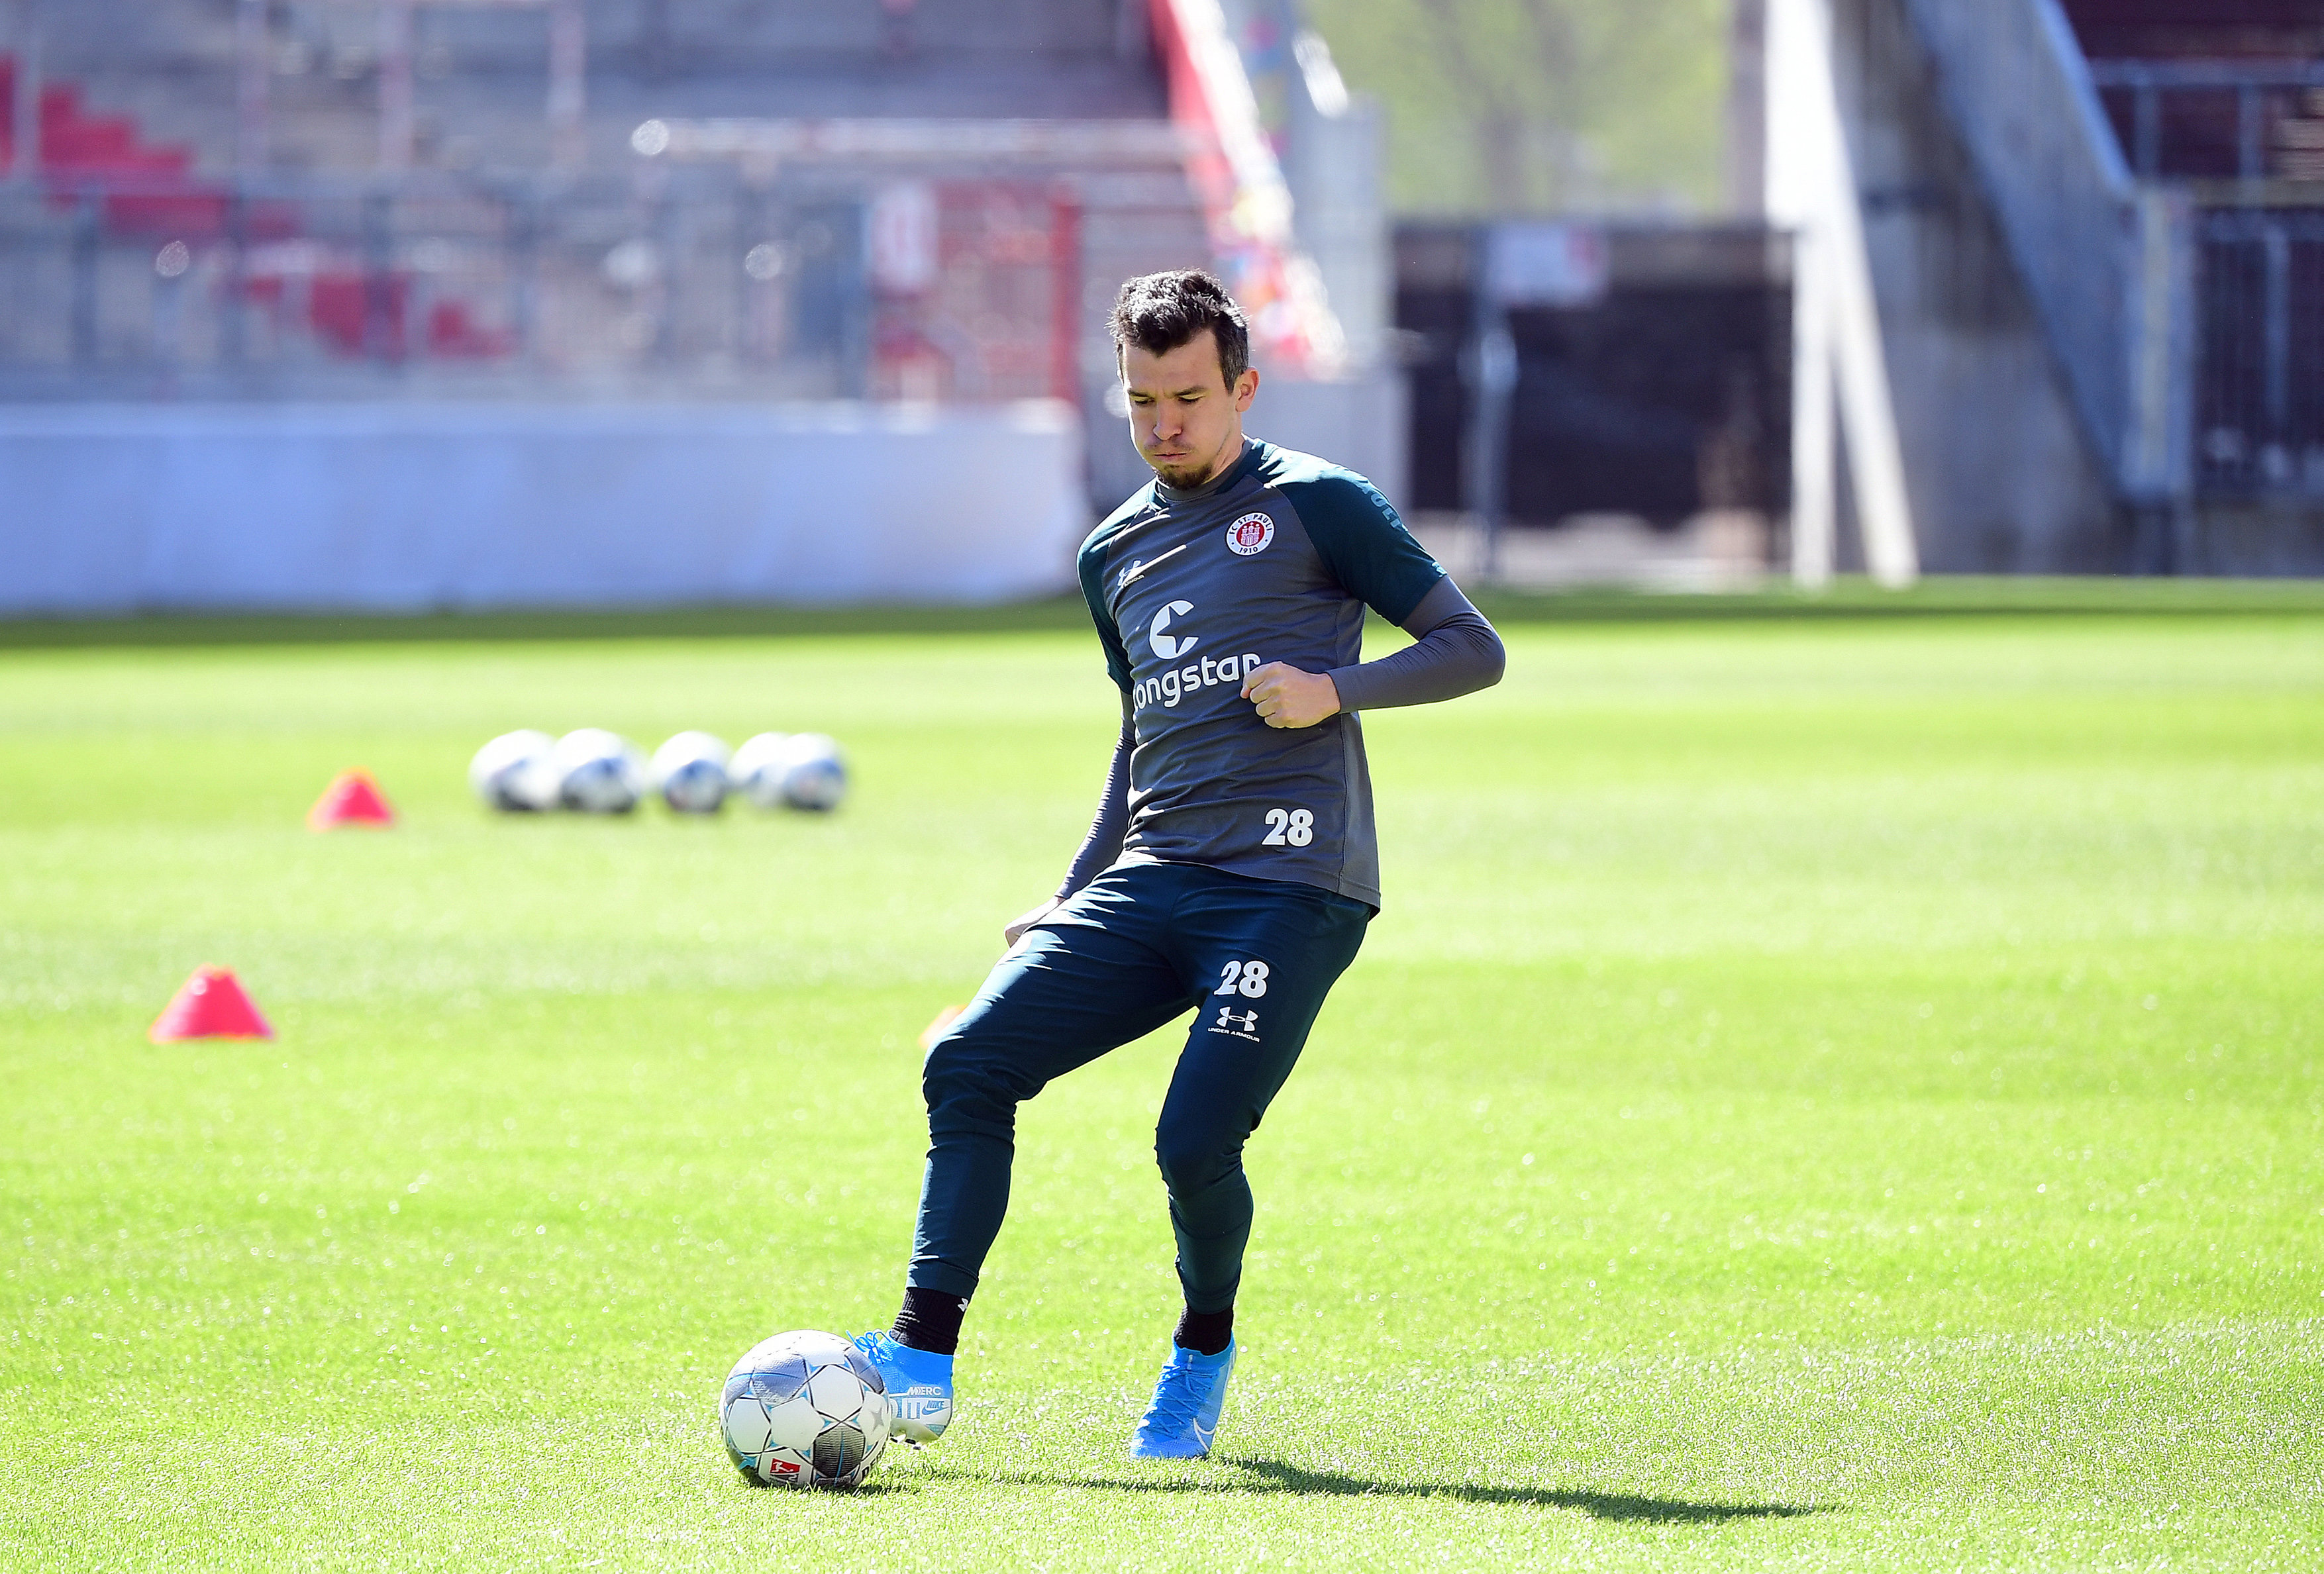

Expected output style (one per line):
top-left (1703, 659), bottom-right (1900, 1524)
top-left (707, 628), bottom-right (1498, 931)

top-left (720, 1330), bottom-right (893, 1490)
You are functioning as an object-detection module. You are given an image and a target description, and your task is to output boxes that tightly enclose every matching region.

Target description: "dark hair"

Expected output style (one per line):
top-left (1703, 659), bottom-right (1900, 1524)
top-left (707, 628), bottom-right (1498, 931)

top-left (1108, 270), bottom-right (1250, 388)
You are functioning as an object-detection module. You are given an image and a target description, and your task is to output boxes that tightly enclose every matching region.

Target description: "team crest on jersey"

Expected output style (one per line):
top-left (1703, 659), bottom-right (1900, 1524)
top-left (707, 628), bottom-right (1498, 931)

top-left (1225, 513), bottom-right (1276, 556)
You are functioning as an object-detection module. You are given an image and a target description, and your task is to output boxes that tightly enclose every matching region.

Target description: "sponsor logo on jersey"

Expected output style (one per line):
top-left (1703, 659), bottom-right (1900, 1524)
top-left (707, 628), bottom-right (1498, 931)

top-left (1148, 599), bottom-right (1198, 660)
top-left (1135, 601), bottom-right (1265, 711)
top-left (1134, 647), bottom-right (1265, 711)
top-left (1209, 1006), bottom-right (1261, 1040)
top-left (1225, 513), bottom-right (1276, 556)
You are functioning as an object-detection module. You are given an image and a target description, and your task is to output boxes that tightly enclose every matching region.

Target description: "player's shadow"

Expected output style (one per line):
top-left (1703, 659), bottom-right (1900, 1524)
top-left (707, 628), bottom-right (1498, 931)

top-left (1231, 1457), bottom-right (1816, 1522)
top-left (952, 1455), bottom-right (1819, 1523)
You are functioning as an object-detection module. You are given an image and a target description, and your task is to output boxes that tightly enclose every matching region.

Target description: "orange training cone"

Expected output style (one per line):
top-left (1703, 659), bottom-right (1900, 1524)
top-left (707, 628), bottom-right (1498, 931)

top-left (150, 967), bottom-right (275, 1043)
top-left (308, 768), bottom-right (395, 830)
top-left (919, 1004), bottom-right (967, 1052)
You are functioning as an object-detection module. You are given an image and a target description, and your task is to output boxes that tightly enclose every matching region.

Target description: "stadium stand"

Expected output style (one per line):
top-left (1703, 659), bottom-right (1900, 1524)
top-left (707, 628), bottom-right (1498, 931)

top-left (1846, 0), bottom-right (2324, 571)
top-left (1389, 2), bottom-right (2319, 581)
top-left (2060, 2), bottom-right (2324, 514)
top-left (0, 3), bottom-right (1199, 398)
top-left (0, 3), bottom-right (1387, 504)
top-left (0, 1), bottom-right (1397, 613)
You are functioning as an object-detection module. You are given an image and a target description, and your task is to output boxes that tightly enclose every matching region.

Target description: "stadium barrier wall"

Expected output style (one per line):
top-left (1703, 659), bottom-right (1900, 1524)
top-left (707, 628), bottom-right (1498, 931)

top-left (0, 400), bottom-right (1087, 614)
top-left (1239, 371), bottom-right (1408, 517)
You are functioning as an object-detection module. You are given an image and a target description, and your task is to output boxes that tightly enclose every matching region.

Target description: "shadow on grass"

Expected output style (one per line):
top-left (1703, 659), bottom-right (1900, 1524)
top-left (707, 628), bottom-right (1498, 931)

top-left (941, 1455), bottom-right (1821, 1523)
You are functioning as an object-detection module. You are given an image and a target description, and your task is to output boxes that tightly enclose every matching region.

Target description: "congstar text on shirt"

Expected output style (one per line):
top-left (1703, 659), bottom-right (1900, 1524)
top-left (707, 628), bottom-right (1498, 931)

top-left (1078, 440), bottom-right (1446, 910)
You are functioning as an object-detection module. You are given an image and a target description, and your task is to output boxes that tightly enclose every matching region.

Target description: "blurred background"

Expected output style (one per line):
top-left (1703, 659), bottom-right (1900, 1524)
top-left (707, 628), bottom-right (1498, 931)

top-left (1, 0), bottom-right (2320, 614)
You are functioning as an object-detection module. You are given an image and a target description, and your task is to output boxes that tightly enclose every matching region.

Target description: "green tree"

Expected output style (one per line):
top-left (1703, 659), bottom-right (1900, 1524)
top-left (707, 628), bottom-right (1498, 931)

top-left (1305, 0), bottom-right (1731, 217)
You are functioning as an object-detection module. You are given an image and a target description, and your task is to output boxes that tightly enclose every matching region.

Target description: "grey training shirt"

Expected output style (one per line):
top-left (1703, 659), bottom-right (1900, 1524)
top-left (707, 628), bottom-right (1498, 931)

top-left (1072, 438), bottom-right (1493, 910)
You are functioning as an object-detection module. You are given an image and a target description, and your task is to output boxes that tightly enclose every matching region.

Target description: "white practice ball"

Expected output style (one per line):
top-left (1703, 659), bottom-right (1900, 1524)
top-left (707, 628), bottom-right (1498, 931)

top-left (468, 729), bottom-right (556, 812)
top-left (772, 732), bottom-right (848, 812)
top-left (552, 728), bottom-right (647, 814)
top-left (650, 730), bottom-right (731, 814)
top-left (729, 732), bottom-right (791, 810)
top-left (720, 1330), bottom-right (891, 1490)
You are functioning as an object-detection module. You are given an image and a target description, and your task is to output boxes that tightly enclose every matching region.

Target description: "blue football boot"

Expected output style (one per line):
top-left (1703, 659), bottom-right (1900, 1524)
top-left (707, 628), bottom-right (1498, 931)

top-left (852, 1331), bottom-right (954, 1444)
top-left (1129, 1339), bottom-right (1237, 1459)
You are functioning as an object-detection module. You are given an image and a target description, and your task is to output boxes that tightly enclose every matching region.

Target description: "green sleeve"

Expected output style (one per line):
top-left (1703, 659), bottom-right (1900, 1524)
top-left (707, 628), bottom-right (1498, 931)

top-left (1076, 535), bottom-right (1135, 693)
top-left (1280, 474), bottom-right (1447, 625)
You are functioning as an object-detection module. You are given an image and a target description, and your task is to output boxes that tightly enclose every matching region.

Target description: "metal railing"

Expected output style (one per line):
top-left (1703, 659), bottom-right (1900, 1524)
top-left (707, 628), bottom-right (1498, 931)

top-left (2088, 60), bottom-right (2324, 185)
top-left (2195, 207), bottom-right (2324, 497)
top-left (0, 164), bottom-right (1080, 403)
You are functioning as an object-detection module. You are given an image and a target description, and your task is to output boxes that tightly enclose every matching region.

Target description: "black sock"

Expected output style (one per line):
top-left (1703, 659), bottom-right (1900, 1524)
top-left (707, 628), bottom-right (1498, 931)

top-left (890, 1286), bottom-right (968, 1356)
top-left (1174, 1305), bottom-right (1233, 1356)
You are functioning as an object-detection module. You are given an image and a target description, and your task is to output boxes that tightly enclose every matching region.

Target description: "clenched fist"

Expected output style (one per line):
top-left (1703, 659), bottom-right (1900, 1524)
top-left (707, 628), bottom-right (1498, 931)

top-left (1240, 662), bottom-right (1341, 729)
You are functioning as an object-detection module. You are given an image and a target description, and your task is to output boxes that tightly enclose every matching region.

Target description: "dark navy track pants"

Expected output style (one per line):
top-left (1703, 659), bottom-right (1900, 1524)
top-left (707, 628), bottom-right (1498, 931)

top-left (908, 861), bottom-right (1370, 1314)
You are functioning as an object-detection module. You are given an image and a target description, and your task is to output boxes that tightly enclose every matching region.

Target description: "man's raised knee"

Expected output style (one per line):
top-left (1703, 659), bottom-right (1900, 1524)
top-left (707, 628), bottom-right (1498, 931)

top-left (921, 1034), bottom-right (1035, 1131)
top-left (1154, 1119), bottom-right (1237, 1198)
top-left (922, 1036), bottom-right (991, 1113)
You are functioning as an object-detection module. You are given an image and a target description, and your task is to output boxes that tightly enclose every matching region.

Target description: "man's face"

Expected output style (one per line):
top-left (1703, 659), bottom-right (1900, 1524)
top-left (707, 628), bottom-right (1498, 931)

top-left (1121, 329), bottom-right (1260, 489)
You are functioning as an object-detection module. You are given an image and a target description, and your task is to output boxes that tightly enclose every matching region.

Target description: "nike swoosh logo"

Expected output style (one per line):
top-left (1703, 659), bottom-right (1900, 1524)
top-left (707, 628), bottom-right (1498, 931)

top-left (1117, 540), bottom-right (1194, 589)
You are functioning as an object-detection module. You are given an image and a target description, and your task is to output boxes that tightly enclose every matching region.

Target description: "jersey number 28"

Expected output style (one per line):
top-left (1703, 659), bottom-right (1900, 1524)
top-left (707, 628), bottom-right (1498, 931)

top-left (1262, 807), bottom-right (1315, 847)
top-left (1215, 959), bottom-right (1270, 997)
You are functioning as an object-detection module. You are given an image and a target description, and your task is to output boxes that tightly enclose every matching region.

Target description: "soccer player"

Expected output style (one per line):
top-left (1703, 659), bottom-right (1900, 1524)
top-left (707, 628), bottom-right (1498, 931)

top-left (857, 270), bottom-right (1505, 1458)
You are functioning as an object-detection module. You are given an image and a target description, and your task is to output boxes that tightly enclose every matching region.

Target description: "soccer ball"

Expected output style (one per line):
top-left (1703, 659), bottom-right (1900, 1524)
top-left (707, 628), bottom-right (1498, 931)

top-left (728, 732), bottom-right (791, 810)
top-left (719, 1330), bottom-right (891, 1489)
top-left (552, 728), bottom-right (647, 814)
top-left (650, 731), bottom-right (731, 814)
top-left (771, 732), bottom-right (848, 812)
top-left (468, 729), bottom-right (557, 811)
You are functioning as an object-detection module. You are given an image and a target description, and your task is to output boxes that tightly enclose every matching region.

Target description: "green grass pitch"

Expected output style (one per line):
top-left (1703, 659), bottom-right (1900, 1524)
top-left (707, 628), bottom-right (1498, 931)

top-left (3, 587), bottom-right (2320, 1569)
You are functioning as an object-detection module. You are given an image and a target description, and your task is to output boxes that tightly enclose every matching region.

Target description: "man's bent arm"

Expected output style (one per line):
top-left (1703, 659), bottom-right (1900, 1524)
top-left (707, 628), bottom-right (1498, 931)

top-left (1325, 578), bottom-right (1505, 713)
top-left (1054, 689), bottom-right (1135, 901)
